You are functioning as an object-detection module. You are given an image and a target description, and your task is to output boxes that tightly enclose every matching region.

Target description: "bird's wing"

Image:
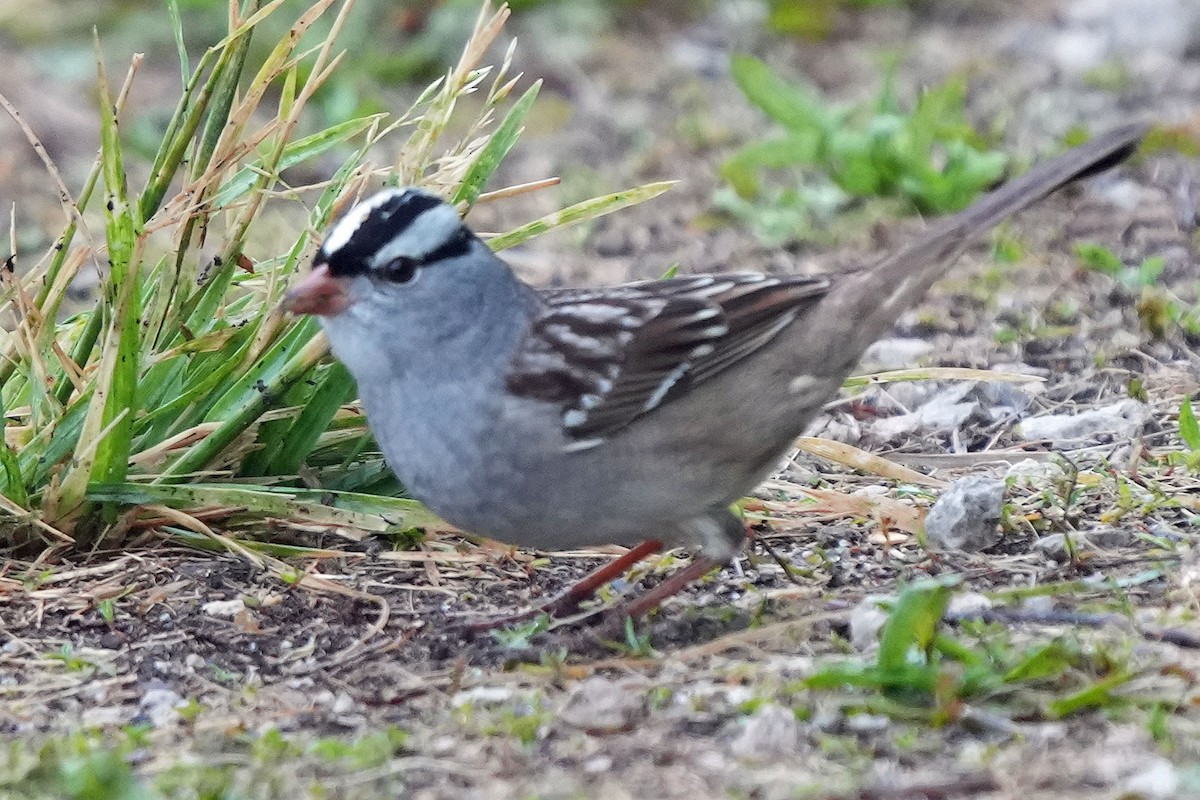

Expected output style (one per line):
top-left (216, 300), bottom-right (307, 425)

top-left (506, 273), bottom-right (829, 446)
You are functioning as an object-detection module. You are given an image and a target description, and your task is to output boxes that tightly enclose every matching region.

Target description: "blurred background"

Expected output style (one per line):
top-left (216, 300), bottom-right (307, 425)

top-left (1, 0), bottom-right (1197, 290)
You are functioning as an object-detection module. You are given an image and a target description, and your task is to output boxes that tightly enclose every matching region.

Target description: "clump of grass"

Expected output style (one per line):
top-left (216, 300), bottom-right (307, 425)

top-left (0, 0), bottom-right (671, 557)
top-left (718, 55), bottom-right (1007, 244)
top-left (805, 577), bottom-right (1188, 723)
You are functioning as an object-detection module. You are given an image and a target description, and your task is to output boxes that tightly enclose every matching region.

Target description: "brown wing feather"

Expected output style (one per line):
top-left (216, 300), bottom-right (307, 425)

top-left (506, 273), bottom-right (830, 445)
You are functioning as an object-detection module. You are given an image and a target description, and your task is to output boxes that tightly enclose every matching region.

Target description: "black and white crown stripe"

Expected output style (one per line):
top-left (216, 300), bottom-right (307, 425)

top-left (506, 273), bottom-right (831, 448)
top-left (317, 188), bottom-right (472, 278)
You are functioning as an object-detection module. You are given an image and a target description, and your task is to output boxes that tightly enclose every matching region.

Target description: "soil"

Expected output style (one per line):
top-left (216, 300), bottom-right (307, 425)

top-left (2, 1), bottom-right (1200, 798)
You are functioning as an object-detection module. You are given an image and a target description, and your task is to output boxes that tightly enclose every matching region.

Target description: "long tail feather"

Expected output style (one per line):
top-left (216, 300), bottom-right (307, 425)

top-left (805, 122), bottom-right (1148, 373)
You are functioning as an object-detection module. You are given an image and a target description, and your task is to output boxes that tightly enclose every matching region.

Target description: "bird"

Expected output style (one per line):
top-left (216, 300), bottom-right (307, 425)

top-left (283, 123), bottom-right (1146, 626)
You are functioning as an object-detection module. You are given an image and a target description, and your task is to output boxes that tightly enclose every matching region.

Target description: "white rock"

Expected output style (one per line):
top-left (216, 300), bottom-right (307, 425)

top-left (332, 692), bottom-right (355, 714)
top-left (140, 687), bottom-right (184, 727)
top-left (859, 338), bottom-right (935, 371)
top-left (946, 592), bottom-right (993, 618)
top-left (1005, 459), bottom-right (1066, 487)
top-left (558, 677), bottom-right (646, 734)
top-left (201, 598), bottom-right (246, 618)
top-left (583, 755), bottom-right (614, 774)
top-left (1066, 0), bottom-right (1200, 62)
top-left (1033, 533), bottom-right (1077, 561)
top-left (924, 475), bottom-right (1006, 552)
top-left (450, 686), bottom-right (517, 708)
top-left (81, 706), bottom-right (128, 727)
top-left (729, 704), bottom-right (801, 761)
top-left (844, 713), bottom-right (889, 734)
top-left (849, 595), bottom-right (891, 651)
top-left (1120, 757), bottom-right (1180, 799)
top-left (1018, 400), bottom-right (1150, 447)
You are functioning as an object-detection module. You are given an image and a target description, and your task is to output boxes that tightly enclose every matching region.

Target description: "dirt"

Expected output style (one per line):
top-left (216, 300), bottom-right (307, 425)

top-left (3, 1), bottom-right (1200, 798)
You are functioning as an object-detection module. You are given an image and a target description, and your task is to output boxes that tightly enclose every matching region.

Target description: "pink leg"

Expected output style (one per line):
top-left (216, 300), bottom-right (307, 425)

top-left (615, 555), bottom-right (725, 620)
top-left (469, 540), bottom-right (663, 631)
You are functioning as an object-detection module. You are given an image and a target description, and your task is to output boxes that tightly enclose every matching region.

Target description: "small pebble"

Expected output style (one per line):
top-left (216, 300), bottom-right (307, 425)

top-left (849, 595), bottom-right (890, 651)
top-left (729, 704), bottom-right (801, 762)
top-left (201, 598), bottom-right (246, 618)
top-left (924, 475), bottom-right (1005, 552)
top-left (558, 677), bottom-right (646, 735)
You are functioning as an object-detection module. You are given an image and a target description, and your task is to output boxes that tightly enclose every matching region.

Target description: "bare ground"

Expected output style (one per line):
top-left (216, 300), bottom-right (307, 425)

top-left (3, 1), bottom-right (1200, 798)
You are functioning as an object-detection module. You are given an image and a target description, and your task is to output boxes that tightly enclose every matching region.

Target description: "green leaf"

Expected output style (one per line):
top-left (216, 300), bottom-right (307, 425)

top-left (876, 577), bottom-right (958, 674)
top-left (55, 36), bottom-right (145, 524)
top-left (1179, 397), bottom-right (1200, 452)
top-left (1047, 670), bottom-right (1133, 718)
top-left (252, 361), bottom-right (358, 476)
top-left (1073, 242), bottom-right (1125, 276)
top-left (87, 482), bottom-right (443, 533)
top-left (165, 0), bottom-right (189, 88)
top-left (730, 55), bottom-right (828, 135)
top-left (1002, 641), bottom-right (1075, 683)
top-left (452, 80), bottom-right (542, 206)
top-left (721, 133), bottom-right (822, 198)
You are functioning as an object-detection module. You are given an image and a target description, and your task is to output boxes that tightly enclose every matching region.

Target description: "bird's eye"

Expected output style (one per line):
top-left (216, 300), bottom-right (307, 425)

top-left (381, 256), bottom-right (419, 284)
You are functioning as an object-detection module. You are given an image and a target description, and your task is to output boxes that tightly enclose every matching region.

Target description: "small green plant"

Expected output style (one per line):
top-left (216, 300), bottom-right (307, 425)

top-left (599, 615), bottom-right (658, 658)
top-left (719, 55), bottom-right (1007, 244)
top-left (1166, 397), bottom-right (1200, 472)
top-left (764, 0), bottom-right (917, 39)
top-left (805, 578), bottom-right (1174, 721)
top-left (44, 644), bottom-right (93, 673)
top-left (1074, 243), bottom-right (1200, 339)
top-left (96, 598), bottom-right (116, 623)
top-left (489, 613), bottom-right (551, 649)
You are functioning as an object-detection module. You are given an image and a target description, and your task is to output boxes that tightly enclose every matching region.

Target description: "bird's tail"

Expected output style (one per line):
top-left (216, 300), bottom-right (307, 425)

top-left (805, 122), bottom-right (1148, 373)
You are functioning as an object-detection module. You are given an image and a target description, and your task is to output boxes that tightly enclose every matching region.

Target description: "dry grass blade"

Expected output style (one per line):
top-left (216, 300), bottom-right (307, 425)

top-left (842, 366), bottom-right (1045, 389)
top-left (793, 437), bottom-right (947, 487)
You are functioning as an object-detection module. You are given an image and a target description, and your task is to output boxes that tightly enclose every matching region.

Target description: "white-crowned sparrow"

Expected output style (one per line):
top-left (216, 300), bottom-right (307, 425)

top-left (284, 124), bottom-right (1145, 623)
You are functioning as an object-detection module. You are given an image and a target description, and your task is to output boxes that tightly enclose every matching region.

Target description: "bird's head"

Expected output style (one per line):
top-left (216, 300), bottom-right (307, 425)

top-left (283, 187), bottom-right (477, 317)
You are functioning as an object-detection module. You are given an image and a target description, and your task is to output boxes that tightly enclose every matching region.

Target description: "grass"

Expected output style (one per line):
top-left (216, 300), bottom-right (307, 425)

top-left (716, 54), bottom-right (1007, 244)
top-left (0, 0), bottom-right (670, 560)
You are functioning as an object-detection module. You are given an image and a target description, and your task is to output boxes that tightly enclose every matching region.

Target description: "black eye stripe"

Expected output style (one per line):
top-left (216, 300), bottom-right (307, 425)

top-left (319, 190), bottom-right (446, 277)
top-left (420, 226), bottom-right (473, 264)
top-left (367, 229), bottom-right (475, 285)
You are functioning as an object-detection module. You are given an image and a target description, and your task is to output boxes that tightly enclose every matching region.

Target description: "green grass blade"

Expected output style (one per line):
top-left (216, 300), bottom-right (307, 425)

top-left (250, 361), bottom-right (357, 476)
top-left (165, 0), bottom-right (189, 87)
top-left (155, 334), bottom-right (329, 482)
top-left (730, 54), bottom-right (829, 136)
top-left (212, 115), bottom-right (383, 209)
top-left (487, 182), bottom-right (675, 252)
top-left (876, 578), bottom-right (957, 674)
top-left (1179, 397), bottom-right (1199, 451)
top-left (193, 1), bottom-right (261, 182)
top-left (0, 391), bottom-right (27, 506)
top-left (201, 316), bottom-right (321, 422)
top-left (139, 47), bottom-right (224, 222)
top-left (55, 36), bottom-right (144, 524)
top-left (452, 80), bottom-right (541, 206)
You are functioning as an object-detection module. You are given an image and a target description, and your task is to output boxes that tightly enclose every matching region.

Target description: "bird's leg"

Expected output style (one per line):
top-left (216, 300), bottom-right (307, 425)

top-left (613, 554), bottom-right (727, 620)
top-left (467, 539), bottom-right (663, 631)
top-left (604, 507), bottom-right (749, 621)
top-left (549, 539), bottom-right (664, 613)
